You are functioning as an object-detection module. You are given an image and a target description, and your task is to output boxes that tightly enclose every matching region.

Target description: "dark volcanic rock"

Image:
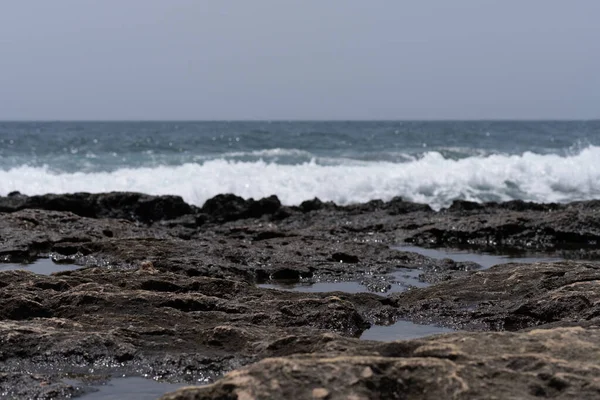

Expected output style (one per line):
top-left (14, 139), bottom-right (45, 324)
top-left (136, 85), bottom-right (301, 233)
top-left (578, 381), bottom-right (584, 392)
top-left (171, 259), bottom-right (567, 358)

top-left (0, 208), bottom-right (167, 262)
top-left (47, 235), bottom-right (478, 287)
top-left (391, 261), bottom-right (600, 331)
top-left (330, 252), bottom-right (360, 264)
top-left (385, 196), bottom-right (434, 215)
top-left (299, 197), bottom-right (336, 213)
top-left (0, 192), bottom-right (194, 223)
top-left (447, 199), bottom-right (485, 211)
top-left (201, 194), bottom-right (281, 222)
top-left (0, 372), bottom-right (84, 399)
top-left (404, 200), bottom-right (600, 255)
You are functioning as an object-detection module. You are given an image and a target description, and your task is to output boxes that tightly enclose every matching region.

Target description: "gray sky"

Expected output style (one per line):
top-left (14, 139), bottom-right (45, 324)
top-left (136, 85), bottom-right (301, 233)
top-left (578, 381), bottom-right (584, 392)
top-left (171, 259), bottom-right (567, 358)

top-left (1, 1), bottom-right (598, 120)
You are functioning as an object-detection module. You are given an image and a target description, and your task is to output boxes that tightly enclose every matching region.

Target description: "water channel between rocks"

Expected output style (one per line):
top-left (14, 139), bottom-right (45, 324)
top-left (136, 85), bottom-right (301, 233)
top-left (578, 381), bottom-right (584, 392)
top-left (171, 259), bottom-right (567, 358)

top-left (73, 377), bottom-right (186, 400)
top-left (397, 246), bottom-right (562, 269)
top-left (259, 245), bottom-right (563, 342)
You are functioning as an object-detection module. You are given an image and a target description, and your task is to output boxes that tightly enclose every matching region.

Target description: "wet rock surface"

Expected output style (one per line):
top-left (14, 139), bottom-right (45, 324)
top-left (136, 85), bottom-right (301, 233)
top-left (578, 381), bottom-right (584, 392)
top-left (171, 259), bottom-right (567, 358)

top-left (0, 269), bottom-right (375, 397)
top-left (403, 200), bottom-right (600, 258)
top-left (391, 261), bottom-right (600, 331)
top-left (163, 327), bottom-right (600, 400)
top-left (0, 192), bottom-right (599, 399)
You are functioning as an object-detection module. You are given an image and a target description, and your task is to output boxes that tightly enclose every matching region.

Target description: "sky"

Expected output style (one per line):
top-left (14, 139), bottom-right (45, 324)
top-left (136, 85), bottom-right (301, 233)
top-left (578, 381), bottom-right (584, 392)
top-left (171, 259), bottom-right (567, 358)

top-left (0, 1), bottom-right (599, 120)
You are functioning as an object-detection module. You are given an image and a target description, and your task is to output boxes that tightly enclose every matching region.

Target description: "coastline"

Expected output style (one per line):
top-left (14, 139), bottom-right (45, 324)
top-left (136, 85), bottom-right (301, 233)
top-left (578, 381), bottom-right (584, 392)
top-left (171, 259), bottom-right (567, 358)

top-left (1, 192), bottom-right (599, 399)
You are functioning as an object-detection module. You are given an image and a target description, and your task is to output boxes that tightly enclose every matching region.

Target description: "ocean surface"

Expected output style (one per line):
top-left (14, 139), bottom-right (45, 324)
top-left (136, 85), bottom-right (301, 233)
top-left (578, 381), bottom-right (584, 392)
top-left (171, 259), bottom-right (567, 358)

top-left (1, 121), bottom-right (599, 210)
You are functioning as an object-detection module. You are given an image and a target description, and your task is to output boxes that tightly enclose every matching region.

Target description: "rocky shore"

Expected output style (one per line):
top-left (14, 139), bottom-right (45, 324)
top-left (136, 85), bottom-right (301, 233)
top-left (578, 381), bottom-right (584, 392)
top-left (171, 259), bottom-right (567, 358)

top-left (1, 192), bottom-right (599, 399)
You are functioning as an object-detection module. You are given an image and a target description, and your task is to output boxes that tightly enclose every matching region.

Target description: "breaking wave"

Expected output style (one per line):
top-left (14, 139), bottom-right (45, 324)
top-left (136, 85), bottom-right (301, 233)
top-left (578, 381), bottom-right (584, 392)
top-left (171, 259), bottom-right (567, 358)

top-left (1, 146), bottom-right (599, 211)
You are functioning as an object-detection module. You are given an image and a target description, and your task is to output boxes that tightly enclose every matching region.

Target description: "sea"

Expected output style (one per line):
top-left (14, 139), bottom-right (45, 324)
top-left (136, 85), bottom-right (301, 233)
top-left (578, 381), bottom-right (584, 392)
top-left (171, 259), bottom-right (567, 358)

top-left (1, 120), bottom-right (599, 211)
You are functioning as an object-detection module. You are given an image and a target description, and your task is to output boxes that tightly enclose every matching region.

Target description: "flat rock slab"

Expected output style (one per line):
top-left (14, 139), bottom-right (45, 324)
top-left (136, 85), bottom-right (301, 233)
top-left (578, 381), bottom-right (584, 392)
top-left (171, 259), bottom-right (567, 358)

top-left (0, 267), bottom-right (385, 398)
top-left (391, 261), bottom-right (600, 331)
top-left (161, 327), bottom-right (600, 400)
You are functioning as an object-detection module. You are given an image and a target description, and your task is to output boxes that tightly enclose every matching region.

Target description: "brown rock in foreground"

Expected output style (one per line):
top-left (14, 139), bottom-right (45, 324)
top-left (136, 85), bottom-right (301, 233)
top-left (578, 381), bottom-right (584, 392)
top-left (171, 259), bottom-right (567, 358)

top-left (161, 327), bottom-right (600, 400)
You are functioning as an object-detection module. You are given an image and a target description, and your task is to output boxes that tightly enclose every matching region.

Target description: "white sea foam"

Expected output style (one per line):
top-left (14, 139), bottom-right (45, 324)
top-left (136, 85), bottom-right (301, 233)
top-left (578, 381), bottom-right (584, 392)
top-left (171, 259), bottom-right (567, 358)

top-left (1, 146), bottom-right (599, 210)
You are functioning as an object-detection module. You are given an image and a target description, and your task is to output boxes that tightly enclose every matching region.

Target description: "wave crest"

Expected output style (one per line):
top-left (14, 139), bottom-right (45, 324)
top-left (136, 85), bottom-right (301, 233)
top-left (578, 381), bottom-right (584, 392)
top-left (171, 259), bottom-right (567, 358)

top-left (1, 146), bottom-right (599, 210)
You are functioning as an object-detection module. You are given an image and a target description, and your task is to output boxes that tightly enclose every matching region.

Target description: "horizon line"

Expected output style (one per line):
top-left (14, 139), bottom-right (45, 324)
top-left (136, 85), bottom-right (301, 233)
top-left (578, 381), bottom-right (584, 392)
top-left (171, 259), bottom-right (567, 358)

top-left (1, 118), bottom-right (599, 123)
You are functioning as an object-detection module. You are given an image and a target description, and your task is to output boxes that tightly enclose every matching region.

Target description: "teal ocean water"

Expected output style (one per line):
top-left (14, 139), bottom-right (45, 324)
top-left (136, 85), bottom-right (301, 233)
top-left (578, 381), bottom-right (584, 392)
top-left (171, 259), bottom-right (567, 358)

top-left (1, 121), bottom-right (599, 209)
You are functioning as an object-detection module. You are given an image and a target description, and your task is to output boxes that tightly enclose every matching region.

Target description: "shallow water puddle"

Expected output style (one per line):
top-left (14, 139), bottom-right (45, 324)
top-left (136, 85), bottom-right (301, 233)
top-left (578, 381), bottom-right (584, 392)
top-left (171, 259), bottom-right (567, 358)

top-left (259, 246), bottom-right (561, 294)
top-left (76, 377), bottom-right (185, 400)
top-left (360, 320), bottom-right (455, 341)
top-left (395, 245), bottom-right (562, 269)
top-left (259, 246), bottom-right (559, 342)
top-left (258, 267), bottom-right (428, 294)
top-left (390, 268), bottom-right (429, 289)
top-left (0, 258), bottom-right (82, 275)
top-left (259, 281), bottom-right (372, 294)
